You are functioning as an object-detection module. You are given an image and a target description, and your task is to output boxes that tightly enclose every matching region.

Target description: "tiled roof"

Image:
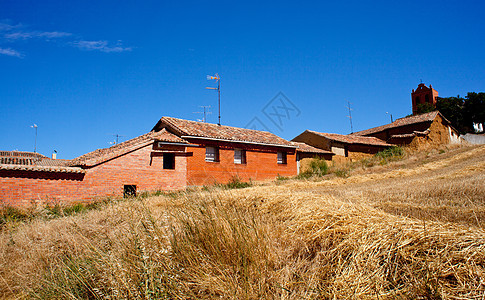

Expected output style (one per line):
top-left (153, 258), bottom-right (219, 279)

top-left (0, 164), bottom-right (85, 174)
top-left (152, 128), bottom-right (188, 144)
top-left (351, 111), bottom-right (439, 136)
top-left (69, 130), bottom-right (187, 167)
top-left (0, 151), bottom-right (48, 159)
top-left (0, 151), bottom-right (49, 165)
top-left (307, 130), bottom-right (392, 147)
top-left (290, 142), bottom-right (334, 155)
top-left (36, 158), bottom-right (72, 167)
top-left (154, 116), bottom-right (295, 147)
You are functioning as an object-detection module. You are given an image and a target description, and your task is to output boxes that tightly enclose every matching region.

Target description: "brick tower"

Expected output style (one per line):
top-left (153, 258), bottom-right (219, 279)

top-left (411, 83), bottom-right (438, 115)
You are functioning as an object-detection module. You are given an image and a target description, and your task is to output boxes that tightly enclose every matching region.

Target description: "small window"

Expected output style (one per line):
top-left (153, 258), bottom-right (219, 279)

top-left (205, 146), bottom-right (219, 162)
top-left (234, 149), bottom-right (246, 164)
top-left (163, 153), bottom-right (175, 169)
top-left (124, 185), bottom-right (136, 198)
top-left (277, 152), bottom-right (287, 164)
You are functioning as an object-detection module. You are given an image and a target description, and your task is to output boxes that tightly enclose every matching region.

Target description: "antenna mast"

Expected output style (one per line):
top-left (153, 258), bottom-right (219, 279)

top-left (193, 105), bottom-right (212, 122)
top-left (206, 74), bottom-right (221, 125)
top-left (110, 134), bottom-right (125, 145)
top-left (347, 101), bottom-right (354, 133)
top-left (30, 124), bottom-right (38, 153)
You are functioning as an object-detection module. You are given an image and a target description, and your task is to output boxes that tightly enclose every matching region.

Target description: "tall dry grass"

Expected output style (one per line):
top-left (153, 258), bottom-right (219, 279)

top-left (1, 145), bottom-right (484, 299)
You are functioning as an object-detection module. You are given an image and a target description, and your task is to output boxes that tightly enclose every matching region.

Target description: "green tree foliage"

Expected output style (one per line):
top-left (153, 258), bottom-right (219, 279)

top-left (436, 96), bottom-right (466, 133)
top-left (416, 102), bottom-right (436, 114)
top-left (464, 92), bottom-right (485, 128)
top-left (436, 93), bottom-right (484, 134)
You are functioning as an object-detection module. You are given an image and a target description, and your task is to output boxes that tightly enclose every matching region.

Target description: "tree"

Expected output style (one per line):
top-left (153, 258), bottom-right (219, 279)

top-left (436, 93), bottom-right (485, 134)
top-left (436, 96), bottom-right (466, 133)
top-left (415, 102), bottom-right (436, 114)
top-left (464, 92), bottom-right (485, 131)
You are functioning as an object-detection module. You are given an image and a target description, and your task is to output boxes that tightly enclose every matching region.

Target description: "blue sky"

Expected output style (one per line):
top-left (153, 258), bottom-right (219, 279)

top-left (1, 0), bottom-right (484, 159)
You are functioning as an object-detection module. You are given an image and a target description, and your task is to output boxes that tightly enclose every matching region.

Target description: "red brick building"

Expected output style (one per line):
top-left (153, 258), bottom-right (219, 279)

top-left (412, 83), bottom-right (438, 115)
top-left (1, 117), bottom-right (297, 207)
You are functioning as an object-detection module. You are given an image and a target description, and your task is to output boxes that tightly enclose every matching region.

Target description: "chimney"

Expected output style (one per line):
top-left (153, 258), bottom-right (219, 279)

top-left (52, 150), bottom-right (57, 159)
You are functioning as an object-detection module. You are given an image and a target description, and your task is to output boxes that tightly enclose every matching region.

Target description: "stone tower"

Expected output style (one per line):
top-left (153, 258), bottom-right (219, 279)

top-left (411, 83), bottom-right (438, 115)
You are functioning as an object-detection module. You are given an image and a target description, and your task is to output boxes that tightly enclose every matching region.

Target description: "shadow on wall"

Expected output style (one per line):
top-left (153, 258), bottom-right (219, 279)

top-left (0, 170), bottom-right (85, 181)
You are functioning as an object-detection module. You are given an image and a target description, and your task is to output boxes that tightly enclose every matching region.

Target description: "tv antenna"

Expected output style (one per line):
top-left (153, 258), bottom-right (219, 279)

top-left (206, 73), bottom-right (221, 125)
top-left (386, 111), bottom-right (394, 123)
top-left (346, 101), bottom-right (354, 133)
top-left (193, 105), bottom-right (212, 122)
top-left (30, 124), bottom-right (38, 153)
top-left (110, 134), bottom-right (125, 145)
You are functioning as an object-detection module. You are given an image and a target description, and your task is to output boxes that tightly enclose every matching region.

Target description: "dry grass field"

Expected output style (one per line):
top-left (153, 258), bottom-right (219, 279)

top-left (1, 145), bottom-right (484, 299)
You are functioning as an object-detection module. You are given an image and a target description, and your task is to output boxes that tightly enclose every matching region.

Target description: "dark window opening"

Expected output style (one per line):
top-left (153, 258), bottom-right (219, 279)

top-left (277, 152), bottom-right (287, 164)
top-left (124, 185), bottom-right (136, 198)
top-left (163, 153), bottom-right (175, 169)
top-left (206, 146), bottom-right (219, 162)
top-left (415, 96), bottom-right (421, 104)
top-left (425, 94), bottom-right (430, 103)
top-left (234, 149), bottom-right (246, 164)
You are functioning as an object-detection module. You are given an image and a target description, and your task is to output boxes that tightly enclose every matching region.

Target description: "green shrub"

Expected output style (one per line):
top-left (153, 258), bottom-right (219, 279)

top-left (334, 168), bottom-right (350, 178)
top-left (374, 146), bottom-right (404, 165)
top-left (276, 174), bottom-right (289, 181)
top-left (218, 176), bottom-right (252, 189)
top-left (309, 158), bottom-right (329, 176)
top-left (0, 206), bottom-right (31, 226)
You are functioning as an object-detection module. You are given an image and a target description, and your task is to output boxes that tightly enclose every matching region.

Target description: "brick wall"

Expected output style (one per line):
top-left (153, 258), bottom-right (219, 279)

top-left (186, 142), bottom-right (297, 186)
top-left (0, 143), bottom-right (187, 207)
top-left (1, 140), bottom-right (299, 207)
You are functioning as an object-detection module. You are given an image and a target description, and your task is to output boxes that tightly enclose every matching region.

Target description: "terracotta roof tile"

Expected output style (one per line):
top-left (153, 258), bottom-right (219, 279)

top-left (290, 142), bottom-right (334, 154)
top-left (307, 131), bottom-right (392, 147)
top-left (152, 128), bottom-right (188, 143)
top-left (0, 151), bottom-right (52, 165)
top-left (351, 111), bottom-right (439, 136)
top-left (0, 151), bottom-right (48, 159)
top-left (69, 130), bottom-right (187, 167)
top-left (36, 158), bottom-right (72, 167)
top-left (154, 116), bottom-right (294, 147)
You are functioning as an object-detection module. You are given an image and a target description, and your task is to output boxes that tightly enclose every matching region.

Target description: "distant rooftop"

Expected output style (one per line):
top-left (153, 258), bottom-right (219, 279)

top-left (351, 111), bottom-right (441, 137)
top-left (305, 130), bottom-right (391, 147)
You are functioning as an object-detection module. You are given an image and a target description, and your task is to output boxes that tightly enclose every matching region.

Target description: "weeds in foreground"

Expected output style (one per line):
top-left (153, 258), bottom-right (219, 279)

top-left (333, 167), bottom-right (350, 178)
top-left (299, 158), bottom-right (329, 178)
top-left (1, 196), bottom-right (120, 228)
top-left (362, 146), bottom-right (405, 168)
top-left (5, 190), bottom-right (483, 299)
top-left (216, 176), bottom-right (252, 189)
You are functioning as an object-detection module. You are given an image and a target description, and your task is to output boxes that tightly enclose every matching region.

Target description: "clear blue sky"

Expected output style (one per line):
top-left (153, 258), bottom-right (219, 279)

top-left (1, 0), bottom-right (484, 159)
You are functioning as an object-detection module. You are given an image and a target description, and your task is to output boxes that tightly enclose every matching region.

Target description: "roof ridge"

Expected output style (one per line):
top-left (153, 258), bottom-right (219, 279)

top-left (156, 116), bottom-right (293, 147)
top-left (304, 130), bottom-right (391, 146)
top-left (69, 132), bottom-right (155, 167)
top-left (161, 116), bottom-right (274, 134)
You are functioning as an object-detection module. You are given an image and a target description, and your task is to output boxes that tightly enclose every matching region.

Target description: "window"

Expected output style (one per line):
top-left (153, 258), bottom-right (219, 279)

top-left (205, 146), bottom-right (219, 162)
top-left (277, 151), bottom-right (287, 164)
top-left (124, 185), bottom-right (136, 198)
top-left (234, 149), bottom-right (246, 164)
top-left (163, 153), bottom-right (175, 169)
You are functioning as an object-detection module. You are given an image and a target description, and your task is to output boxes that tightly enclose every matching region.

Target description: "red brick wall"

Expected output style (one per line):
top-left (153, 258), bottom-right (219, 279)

top-left (412, 84), bottom-right (439, 115)
top-left (0, 143), bottom-right (187, 207)
top-left (186, 142), bottom-right (297, 186)
top-left (1, 141), bottom-right (298, 207)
